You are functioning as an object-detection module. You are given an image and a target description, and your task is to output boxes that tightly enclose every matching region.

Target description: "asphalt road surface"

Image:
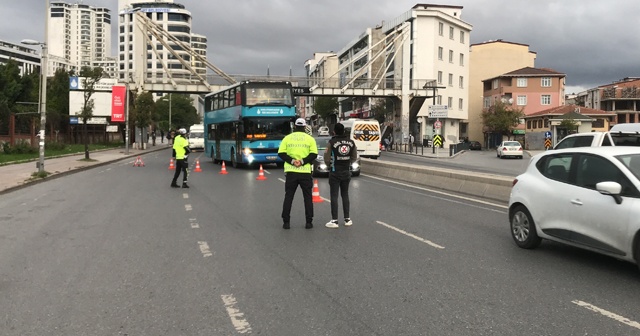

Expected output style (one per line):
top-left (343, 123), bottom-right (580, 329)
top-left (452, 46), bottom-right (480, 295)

top-left (1, 150), bottom-right (638, 335)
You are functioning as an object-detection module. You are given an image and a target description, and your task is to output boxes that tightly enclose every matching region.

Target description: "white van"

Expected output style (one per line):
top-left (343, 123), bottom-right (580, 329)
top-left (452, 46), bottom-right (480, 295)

top-left (340, 119), bottom-right (381, 159)
top-left (188, 124), bottom-right (205, 151)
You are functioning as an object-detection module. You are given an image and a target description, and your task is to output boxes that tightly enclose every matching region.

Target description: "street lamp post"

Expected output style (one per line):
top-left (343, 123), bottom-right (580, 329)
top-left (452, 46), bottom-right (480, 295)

top-left (21, 39), bottom-right (48, 174)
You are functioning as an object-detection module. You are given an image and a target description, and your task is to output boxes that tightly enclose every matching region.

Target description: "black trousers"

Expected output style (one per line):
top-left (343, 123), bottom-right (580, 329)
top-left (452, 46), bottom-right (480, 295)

top-left (172, 159), bottom-right (189, 184)
top-left (329, 171), bottom-right (351, 220)
top-left (281, 172), bottom-right (313, 224)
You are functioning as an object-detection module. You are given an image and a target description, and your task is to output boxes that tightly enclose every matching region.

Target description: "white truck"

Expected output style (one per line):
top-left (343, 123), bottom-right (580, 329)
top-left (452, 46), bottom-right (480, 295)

top-left (554, 123), bottom-right (640, 149)
top-left (188, 124), bottom-right (205, 151)
top-left (340, 119), bottom-right (381, 159)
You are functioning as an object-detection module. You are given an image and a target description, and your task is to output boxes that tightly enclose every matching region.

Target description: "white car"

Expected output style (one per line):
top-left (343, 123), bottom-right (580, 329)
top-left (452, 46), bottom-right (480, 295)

top-left (318, 126), bottom-right (330, 136)
top-left (509, 147), bottom-right (640, 269)
top-left (496, 140), bottom-right (523, 159)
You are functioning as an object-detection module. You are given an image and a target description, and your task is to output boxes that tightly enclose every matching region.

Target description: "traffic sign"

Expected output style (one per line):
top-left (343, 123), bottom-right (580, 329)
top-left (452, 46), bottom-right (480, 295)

top-left (427, 105), bottom-right (448, 119)
top-left (544, 131), bottom-right (552, 139)
top-left (544, 138), bottom-right (552, 149)
top-left (433, 134), bottom-right (443, 147)
top-left (434, 120), bottom-right (442, 129)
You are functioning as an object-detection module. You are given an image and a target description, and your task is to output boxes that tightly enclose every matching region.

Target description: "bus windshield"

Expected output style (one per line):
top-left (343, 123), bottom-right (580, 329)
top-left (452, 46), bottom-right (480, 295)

top-left (245, 86), bottom-right (293, 106)
top-left (242, 117), bottom-right (292, 141)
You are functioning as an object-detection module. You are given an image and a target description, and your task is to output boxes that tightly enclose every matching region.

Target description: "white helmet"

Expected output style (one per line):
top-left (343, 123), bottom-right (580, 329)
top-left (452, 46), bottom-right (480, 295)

top-left (179, 128), bottom-right (187, 135)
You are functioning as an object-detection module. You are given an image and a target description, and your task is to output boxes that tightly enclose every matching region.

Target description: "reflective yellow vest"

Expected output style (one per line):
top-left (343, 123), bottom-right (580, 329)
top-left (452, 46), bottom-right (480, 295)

top-left (278, 132), bottom-right (317, 173)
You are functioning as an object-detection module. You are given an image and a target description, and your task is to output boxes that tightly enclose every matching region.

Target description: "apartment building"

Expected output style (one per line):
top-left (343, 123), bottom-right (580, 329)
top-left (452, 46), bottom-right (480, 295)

top-left (0, 40), bottom-right (41, 76)
top-left (304, 52), bottom-right (339, 124)
top-left (468, 40), bottom-right (536, 145)
top-left (584, 77), bottom-right (640, 125)
top-left (191, 33), bottom-right (207, 76)
top-left (48, 1), bottom-right (112, 72)
top-left (117, 0), bottom-right (207, 85)
top-left (482, 67), bottom-right (566, 146)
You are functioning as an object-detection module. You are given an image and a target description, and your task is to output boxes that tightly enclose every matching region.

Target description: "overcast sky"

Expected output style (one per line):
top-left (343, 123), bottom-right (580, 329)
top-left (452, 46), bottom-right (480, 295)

top-left (2, 1), bottom-right (639, 94)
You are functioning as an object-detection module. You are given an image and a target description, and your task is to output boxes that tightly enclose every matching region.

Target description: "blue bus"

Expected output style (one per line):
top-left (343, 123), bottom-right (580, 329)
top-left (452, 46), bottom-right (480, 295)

top-left (204, 81), bottom-right (297, 168)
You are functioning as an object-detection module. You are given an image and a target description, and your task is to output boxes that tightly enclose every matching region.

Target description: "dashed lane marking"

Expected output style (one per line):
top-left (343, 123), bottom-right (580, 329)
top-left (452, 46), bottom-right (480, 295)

top-left (183, 193), bottom-right (189, 199)
top-left (376, 220), bottom-right (445, 249)
top-left (197, 241), bottom-right (212, 257)
top-left (185, 204), bottom-right (192, 211)
top-left (189, 218), bottom-right (199, 229)
top-left (221, 294), bottom-right (253, 334)
top-left (572, 300), bottom-right (640, 330)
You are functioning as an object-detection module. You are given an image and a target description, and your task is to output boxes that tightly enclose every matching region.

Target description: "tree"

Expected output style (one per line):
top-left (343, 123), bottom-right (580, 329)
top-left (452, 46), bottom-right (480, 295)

top-left (77, 66), bottom-right (104, 159)
top-left (47, 69), bottom-right (72, 140)
top-left (132, 91), bottom-right (155, 131)
top-left (313, 96), bottom-right (338, 122)
top-left (155, 94), bottom-right (199, 130)
top-left (0, 60), bottom-right (24, 134)
top-left (481, 100), bottom-right (524, 140)
top-left (559, 118), bottom-right (578, 134)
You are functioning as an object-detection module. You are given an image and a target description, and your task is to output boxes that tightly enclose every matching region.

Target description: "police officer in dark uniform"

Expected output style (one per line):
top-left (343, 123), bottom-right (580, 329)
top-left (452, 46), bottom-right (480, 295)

top-left (324, 123), bottom-right (358, 228)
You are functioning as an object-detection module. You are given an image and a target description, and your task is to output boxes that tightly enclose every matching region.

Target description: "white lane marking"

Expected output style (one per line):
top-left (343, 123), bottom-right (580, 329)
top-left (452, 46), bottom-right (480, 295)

top-left (183, 193), bottom-right (189, 199)
top-left (189, 218), bottom-right (199, 229)
top-left (197, 241), bottom-right (212, 257)
top-left (376, 221), bottom-right (445, 249)
top-left (572, 300), bottom-right (640, 330)
top-left (185, 204), bottom-right (192, 211)
top-left (221, 294), bottom-right (253, 334)
top-left (276, 179), bottom-right (330, 202)
top-left (363, 174), bottom-right (508, 212)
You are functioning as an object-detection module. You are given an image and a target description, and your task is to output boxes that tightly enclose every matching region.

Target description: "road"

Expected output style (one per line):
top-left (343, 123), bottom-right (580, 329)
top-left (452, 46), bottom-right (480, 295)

top-left (1, 151), bottom-right (638, 335)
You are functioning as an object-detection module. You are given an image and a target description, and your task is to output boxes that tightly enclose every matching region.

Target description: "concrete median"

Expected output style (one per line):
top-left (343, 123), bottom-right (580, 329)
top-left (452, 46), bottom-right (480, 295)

top-left (361, 159), bottom-right (513, 203)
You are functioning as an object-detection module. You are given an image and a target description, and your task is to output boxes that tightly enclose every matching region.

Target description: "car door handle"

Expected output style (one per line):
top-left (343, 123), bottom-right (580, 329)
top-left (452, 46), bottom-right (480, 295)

top-left (571, 199), bottom-right (583, 206)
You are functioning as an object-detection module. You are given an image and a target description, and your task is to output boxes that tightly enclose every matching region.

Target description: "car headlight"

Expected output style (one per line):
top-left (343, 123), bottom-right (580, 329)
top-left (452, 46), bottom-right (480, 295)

top-left (351, 162), bottom-right (360, 169)
top-left (319, 163), bottom-right (327, 169)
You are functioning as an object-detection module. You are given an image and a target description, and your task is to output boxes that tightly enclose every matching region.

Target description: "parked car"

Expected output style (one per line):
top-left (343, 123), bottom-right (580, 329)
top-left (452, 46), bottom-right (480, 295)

top-left (318, 126), bottom-right (330, 136)
top-left (509, 147), bottom-right (640, 269)
top-left (496, 141), bottom-right (523, 159)
top-left (311, 136), bottom-right (360, 177)
top-left (469, 141), bottom-right (482, 150)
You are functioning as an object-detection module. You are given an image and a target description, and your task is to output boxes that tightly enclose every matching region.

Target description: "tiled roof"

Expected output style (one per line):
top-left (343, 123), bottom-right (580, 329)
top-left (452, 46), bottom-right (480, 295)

top-left (524, 105), bottom-right (615, 118)
top-left (503, 67), bottom-right (565, 77)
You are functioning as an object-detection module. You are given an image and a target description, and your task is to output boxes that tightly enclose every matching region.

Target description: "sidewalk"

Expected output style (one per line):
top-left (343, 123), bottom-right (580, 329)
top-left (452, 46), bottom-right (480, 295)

top-left (0, 144), bottom-right (169, 195)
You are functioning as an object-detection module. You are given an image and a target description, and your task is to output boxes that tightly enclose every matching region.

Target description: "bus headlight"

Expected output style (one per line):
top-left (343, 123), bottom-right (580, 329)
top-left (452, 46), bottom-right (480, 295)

top-left (243, 148), bottom-right (253, 155)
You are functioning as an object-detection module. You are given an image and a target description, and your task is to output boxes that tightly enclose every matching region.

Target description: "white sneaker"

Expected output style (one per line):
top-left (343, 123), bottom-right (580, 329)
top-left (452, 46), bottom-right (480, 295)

top-left (344, 218), bottom-right (353, 227)
top-left (325, 220), bottom-right (339, 229)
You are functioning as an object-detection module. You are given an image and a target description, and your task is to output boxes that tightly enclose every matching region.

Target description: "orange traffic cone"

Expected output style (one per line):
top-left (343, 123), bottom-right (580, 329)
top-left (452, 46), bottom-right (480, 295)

top-left (312, 179), bottom-right (323, 203)
top-left (219, 161), bottom-right (228, 175)
top-left (168, 158), bottom-right (175, 170)
top-left (194, 159), bottom-right (202, 172)
top-left (256, 164), bottom-right (267, 180)
top-left (133, 156), bottom-right (145, 167)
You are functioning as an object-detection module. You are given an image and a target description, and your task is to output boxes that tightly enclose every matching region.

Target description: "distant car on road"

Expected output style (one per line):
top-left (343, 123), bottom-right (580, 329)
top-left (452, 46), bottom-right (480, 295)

top-left (509, 146), bottom-right (640, 270)
top-left (496, 141), bottom-right (523, 159)
top-left (311, 136), bottom-right (360, 177)
top-left (469, 141), bottom-right (482, 150)
top-left (318, 126), bottom-right (330, 136)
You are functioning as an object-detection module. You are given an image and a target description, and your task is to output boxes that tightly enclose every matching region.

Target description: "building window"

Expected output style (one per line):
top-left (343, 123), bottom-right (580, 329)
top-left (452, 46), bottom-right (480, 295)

top-left (448, 97), bottom-right (453, 108)
top-left (541, 95), bottom-right (551, 105)
top-left (517, 95), bottom-right (527, 106)
top-left (459, 76), bottom-right (464, 88)
top-left (448, 74), bottom-right (453, 87)
top-left (437, 71), bottom-right (443, 84)
top-left (439, 22), bottom-right (444, 36)
top-left (437, 95), bottom-right (442, 105)
top-left (541, 77), bottom-right (552, 87)
top-left (449, 26), bottom-right (454, 39)
top-left (484, 97), bottom-right (491, 108)
top-left (460, 31), bottom-right (465, 43)
top-left (538, 120), bottom-right (543, 128)
top-left (527, 120), bottom-right (532, 129)
top-left (492, 79), bottom-right (499, 89)
top-left (449, 50), bottom-right (453, 63)
top-left (458, 98), bottom-right (463, 110)
top-left (459, 53), bottom-right (464, 66)
top-left (438, 47), bottom-right (443, 60)
top-left (517, 78), bottom-right (527, 87)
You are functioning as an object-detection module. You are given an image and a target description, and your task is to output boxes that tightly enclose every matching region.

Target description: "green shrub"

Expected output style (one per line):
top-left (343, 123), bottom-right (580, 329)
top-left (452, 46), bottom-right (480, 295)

top-left (2, 140), bottom-right (37, 155)
top-left (46, 141), bottom-right (67, 151)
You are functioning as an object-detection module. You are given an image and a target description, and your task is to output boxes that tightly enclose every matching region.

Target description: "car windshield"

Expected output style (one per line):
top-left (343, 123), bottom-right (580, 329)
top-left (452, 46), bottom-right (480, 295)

top-left (504, 141), bottom-right (521, 146)
top-left (189, 132), bottom-right (203, 138)
top-left (616, 154), bottom-right (640, 179)
top-left (314, 136), bottom-right (330, 150)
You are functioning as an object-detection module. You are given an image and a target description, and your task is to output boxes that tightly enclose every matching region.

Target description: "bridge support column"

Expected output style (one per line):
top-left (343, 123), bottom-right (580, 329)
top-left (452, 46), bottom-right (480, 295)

top-left (400, 32), bottom-right (411, 145)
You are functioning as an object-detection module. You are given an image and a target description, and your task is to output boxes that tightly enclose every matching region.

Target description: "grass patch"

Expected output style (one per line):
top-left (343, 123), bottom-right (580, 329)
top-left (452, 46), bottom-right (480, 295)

top-left (30, 171), bottom-right (50, 179)
top-left (0, 143), bottom-right (122, 165)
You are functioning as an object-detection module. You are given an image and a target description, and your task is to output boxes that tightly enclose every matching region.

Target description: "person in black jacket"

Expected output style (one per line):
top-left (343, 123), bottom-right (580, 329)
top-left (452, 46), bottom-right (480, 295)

top-left (323, 123), bottom-right (358, 229)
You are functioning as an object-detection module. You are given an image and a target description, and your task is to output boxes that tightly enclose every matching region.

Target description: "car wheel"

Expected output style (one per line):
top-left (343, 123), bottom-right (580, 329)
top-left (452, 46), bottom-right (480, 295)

top-left (496, 152), bottom-right (500, 158)
top-left (510, 205), bottom-right (542, 249)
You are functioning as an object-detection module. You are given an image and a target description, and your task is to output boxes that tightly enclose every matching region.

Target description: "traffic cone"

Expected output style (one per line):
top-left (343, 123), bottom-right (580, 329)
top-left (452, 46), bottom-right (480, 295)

top-left (312, 179), bottom-right (323, 203)
top-left (133, 156), bottom-right (145, 167)
top-left (194, 159), bottom-right (202, 172)
top-left (256, 164), bottom-right (267, 180)
top-left (219, 161), bottom-right (228, 175)
top-left (169, 158), bottom-right (175, 170)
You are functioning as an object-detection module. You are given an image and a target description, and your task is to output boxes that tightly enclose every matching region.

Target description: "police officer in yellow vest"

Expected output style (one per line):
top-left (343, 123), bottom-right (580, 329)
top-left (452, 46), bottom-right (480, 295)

top-left (278, 118), bottom-right (318, 229)
top-left (171, 128), bottom-right (191, 188)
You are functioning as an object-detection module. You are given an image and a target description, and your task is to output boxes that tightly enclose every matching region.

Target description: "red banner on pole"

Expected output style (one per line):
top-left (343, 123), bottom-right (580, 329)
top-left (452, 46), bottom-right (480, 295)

top-left (111, 86), bottom-right (126, 122)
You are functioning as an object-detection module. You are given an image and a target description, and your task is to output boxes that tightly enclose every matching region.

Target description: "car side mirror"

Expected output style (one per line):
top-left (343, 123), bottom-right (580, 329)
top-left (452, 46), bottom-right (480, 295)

top-left (596, 181), bottom-right (623, 204)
